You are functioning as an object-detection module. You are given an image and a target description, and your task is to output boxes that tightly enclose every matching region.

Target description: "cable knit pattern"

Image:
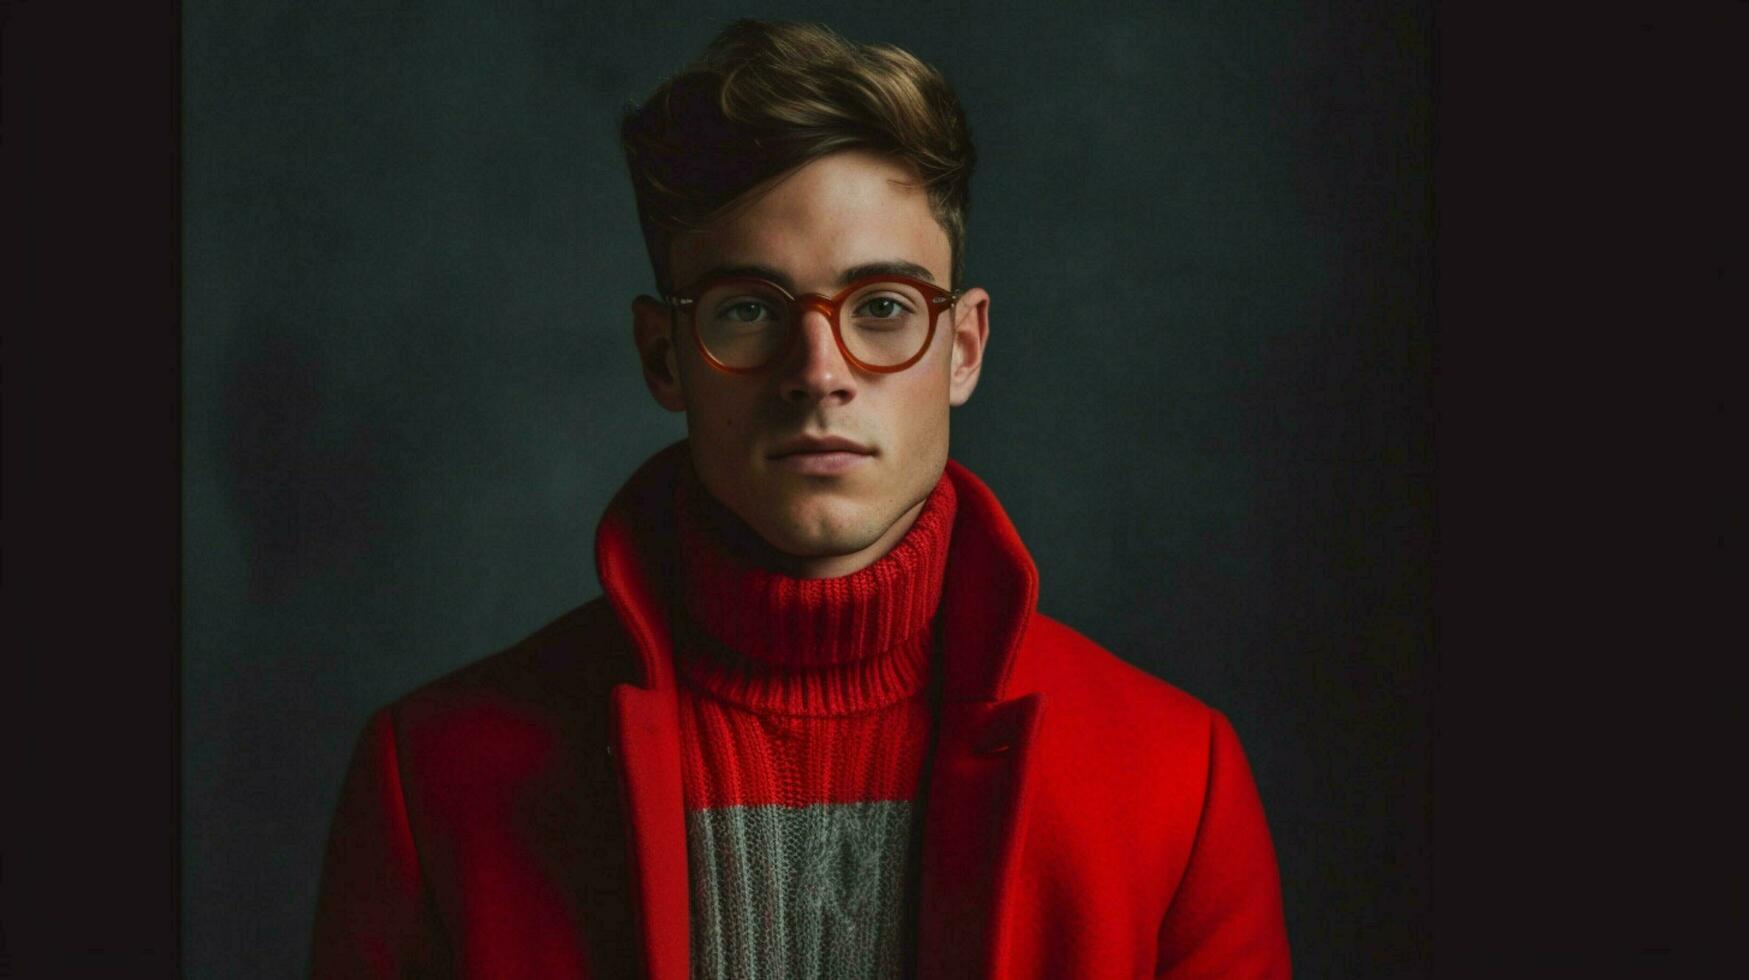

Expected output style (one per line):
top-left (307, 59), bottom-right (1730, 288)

top-left (671, 462), bottom-right (957, 979)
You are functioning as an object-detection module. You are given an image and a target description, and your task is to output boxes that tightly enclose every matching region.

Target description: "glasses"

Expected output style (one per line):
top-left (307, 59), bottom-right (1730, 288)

top-left (665, 274), bottom-right (960, 374)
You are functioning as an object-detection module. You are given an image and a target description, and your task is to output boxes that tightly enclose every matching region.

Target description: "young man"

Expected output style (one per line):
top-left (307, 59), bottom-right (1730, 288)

top-left (311, 19), bottom-right (1290, 979)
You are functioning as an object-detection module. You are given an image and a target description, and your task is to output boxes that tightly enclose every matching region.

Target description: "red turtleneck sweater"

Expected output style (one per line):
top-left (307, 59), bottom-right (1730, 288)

top-left (671, 465), bottom-right (958, 979)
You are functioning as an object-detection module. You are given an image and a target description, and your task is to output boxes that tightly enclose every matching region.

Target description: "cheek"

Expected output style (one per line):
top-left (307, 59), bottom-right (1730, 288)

top-left (915, 337), bottom-right (957, 407)
top-left (680, 368), bottom-right (752, 449)
top-left (885, 363), bottom-right (953, 453)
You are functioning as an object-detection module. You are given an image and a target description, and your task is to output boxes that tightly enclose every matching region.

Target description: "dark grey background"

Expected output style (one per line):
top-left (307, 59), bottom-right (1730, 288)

top-left (183, 1), bottom-right (1431, 976)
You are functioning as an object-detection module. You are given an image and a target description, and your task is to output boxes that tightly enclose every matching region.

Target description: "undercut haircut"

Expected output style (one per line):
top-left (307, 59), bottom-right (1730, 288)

top-left (620, 19), bottom-right (976, 293)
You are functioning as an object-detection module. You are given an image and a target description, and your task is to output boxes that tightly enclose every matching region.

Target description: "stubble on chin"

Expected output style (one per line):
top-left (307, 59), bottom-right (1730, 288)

top-left (757, 492), bottom-right (885, 559)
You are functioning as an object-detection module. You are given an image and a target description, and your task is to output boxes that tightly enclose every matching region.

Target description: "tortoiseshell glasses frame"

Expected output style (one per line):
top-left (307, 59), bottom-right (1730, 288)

top-left (663, 273), bottom-right (961, 375)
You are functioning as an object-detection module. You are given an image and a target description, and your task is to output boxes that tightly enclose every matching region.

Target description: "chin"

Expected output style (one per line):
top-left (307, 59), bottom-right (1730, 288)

top-left (755, 496), bottom-right (885, 560)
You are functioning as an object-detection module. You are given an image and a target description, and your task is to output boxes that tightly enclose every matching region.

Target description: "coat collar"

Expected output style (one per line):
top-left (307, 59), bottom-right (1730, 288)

top-left (593, 439), bottom-right (1041, 702)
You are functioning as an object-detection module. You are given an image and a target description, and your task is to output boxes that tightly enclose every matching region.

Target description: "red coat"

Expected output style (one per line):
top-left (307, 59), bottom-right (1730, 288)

top-left (311, 443), bottom-right (1292, 978)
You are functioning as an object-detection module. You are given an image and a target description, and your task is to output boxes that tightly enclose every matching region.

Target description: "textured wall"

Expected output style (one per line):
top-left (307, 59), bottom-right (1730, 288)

top-left (183, 1), bottom-right (1432, 975)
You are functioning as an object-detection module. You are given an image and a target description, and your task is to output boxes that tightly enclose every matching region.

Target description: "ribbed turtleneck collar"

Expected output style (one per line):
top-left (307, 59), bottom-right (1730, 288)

top-left (672, 461), bottom-right (957, 716)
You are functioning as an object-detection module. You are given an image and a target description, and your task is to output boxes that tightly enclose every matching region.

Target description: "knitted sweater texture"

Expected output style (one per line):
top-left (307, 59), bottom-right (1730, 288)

top-left (672, 466), bottom-right (957, 980)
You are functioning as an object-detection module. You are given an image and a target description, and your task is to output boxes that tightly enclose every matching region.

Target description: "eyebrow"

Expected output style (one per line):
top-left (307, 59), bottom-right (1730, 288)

top-left (690, 260), bottom-right (939, 292)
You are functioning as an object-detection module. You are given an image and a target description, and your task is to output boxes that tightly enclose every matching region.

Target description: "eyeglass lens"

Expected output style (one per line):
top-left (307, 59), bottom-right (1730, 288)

top-left (692, 279), bottom-right (933, 370)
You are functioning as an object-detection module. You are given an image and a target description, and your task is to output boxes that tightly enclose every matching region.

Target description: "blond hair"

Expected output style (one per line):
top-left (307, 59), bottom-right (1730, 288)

top-left (620, 19), bottom-right (976, 291)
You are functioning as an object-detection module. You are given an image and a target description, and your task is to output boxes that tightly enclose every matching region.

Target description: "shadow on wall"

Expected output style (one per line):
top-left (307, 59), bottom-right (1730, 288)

top-left (221, 326), bottom-right (385, 603)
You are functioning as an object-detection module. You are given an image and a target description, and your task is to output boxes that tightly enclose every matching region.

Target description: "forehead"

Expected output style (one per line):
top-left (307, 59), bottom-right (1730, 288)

top-left (669, 150), bottom-right (952, 289)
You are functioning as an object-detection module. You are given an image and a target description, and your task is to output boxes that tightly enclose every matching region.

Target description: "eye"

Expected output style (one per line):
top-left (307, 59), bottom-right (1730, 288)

top-left (856, 296), bottom-right (909, 318)
top-left (718, 300), bottom-right (778, 323)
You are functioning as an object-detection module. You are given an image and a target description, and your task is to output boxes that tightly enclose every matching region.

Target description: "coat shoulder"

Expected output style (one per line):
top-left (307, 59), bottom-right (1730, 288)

top-left (1024, 612), bottom-right (1217, 750)
top-left (386, 597), bottom-right (636, 736)
top-left (359, 598), bottom-right (639, 823)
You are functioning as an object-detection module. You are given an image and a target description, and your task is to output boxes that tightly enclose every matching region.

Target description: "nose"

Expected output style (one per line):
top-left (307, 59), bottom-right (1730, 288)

top-left (778, 300), bottom-right (856, 406)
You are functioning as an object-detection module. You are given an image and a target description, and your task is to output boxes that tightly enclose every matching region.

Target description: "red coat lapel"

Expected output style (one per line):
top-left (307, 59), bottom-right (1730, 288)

top-left (914, 458), bottom-right (1050, 976)
top-left (914, 693), bottom-right (1047, 978)
top-left (609, 685), bottom-right (689, 980)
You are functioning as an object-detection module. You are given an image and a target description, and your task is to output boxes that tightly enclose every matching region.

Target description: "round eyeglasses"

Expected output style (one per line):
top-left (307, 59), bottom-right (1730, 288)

top-left (665, 274), bottom-right (960, 374)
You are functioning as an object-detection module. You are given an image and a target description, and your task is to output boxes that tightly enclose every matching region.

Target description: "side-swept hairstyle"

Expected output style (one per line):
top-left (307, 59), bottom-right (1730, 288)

top-left (620, 19), bottom-right (976, 293)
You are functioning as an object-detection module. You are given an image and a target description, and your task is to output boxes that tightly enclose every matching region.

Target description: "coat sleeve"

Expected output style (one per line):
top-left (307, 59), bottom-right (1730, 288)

top-left (1154, 709), bottom-right (1292, 978)
top-left (310, 707), bottom-right (450, 978)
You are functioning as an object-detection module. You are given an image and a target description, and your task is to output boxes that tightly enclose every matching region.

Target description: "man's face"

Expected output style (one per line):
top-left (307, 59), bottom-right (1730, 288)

top-left (633, 150), bottom-right (990, 577)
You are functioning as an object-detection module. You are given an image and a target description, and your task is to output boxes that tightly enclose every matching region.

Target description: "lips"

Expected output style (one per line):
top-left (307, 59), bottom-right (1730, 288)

top-left (767, 435), bottom-right (874, 458)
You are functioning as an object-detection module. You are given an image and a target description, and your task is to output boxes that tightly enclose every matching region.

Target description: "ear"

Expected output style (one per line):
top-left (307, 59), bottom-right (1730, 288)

top-left (946, 286), bottom-right (990, 407)
top-left (632, 295), bottom-right (687, 412)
